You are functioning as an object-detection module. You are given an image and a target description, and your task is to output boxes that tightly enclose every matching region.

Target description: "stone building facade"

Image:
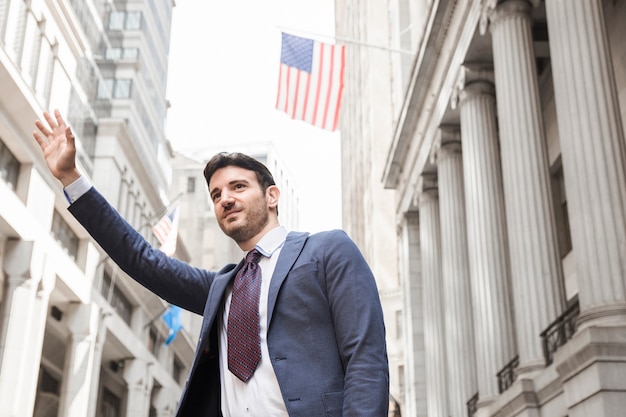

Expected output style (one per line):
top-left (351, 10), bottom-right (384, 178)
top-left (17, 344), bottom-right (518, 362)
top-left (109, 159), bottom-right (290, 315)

top-left (0, 0), bottom-right (197, 416)
top-left (337, 0), bottom-right (626, 416)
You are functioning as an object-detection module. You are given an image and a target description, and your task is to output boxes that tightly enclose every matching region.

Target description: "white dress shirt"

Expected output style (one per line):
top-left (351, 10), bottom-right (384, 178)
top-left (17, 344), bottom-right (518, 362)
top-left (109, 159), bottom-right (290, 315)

top-left (220, 226), bottom-right (289, 417)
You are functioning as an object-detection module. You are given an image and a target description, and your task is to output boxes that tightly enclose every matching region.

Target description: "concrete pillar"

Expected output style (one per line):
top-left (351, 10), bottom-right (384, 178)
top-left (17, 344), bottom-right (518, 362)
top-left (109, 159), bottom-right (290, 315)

top-left (545, 1), bottom-right (626, 416)
top-left (418, 178), bottom-right (450, 417)
top-left (545, 0), bottom-right (626, 326)
top-left (0, 240), bottom-right (52, 417)
top-left (57, 302), bottom-right (101, 417)
top-left (487, 0), bottom-right (564, 375)
top-left (152, 386), bottom-right (178, 417)
top-left (399, 211), bottom-right (426, 417)
top-left (86, 311), bottom-right (109, 417)
top-left (454, 67), bottom-right (517, 403)
top-left (435, 132), bottom-right (477, 417)
top-left (124, 358), bottom-right (154, 417)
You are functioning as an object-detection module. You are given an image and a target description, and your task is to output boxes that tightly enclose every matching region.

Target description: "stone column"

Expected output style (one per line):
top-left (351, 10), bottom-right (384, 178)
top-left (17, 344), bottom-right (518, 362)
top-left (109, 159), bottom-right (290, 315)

top-left (545, 0), bottom-right (626, 325)
top-left (453, 67), bottom-right (517, 402)
top-left (0, 240), bottom-right (51, 417)
top-left (124, 358), bottom-right (154, 417)
top-left (86, 311), bottom-right (109, 417)
top-left (418, 177), bottom-right (450, 417)
top-left (545, 1), bottom-right (626, 416)
top-left (399, 211), bottom-right (426, 417)
top-left (487, 0), bottom-right (564, 374)
top-left (436, 132), bottom-right (477, 417)
top-left (152, 386), bottom-right (178, 417)
top-left (57, 303), bottom-right (100, 417)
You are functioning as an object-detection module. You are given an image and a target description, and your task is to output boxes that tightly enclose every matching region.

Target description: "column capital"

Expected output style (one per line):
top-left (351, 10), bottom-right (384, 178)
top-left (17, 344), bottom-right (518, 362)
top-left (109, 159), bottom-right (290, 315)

top-left (451, 65), bottom-right (495, 109)
top-left (3, 240), bottom-right (40, 278)
top-left (419, 173), bottom-right (439, 202)
top-left (433, 127), bottom-right (462, 164)
top-left (480, 0), bottom-right (538, 35)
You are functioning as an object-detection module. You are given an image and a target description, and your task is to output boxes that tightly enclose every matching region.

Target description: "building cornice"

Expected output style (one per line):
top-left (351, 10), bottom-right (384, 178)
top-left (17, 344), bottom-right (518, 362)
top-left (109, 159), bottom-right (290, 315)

top-left (382, 0), bottom-right (458, 189)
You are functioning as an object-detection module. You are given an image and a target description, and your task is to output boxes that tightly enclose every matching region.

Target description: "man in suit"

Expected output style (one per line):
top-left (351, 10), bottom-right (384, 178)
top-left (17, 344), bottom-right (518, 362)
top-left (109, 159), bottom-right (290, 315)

top-left (33, 110), bottom-right (389, 416)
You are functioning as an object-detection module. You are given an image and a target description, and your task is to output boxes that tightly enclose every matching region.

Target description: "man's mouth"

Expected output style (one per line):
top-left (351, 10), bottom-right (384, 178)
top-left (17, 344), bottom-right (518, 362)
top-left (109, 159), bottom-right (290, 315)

top-left (224, 209), bottom-right (240, 220)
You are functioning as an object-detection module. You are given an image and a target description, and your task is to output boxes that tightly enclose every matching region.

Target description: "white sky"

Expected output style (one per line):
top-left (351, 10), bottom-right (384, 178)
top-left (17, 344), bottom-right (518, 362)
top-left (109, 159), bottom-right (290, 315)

top-left (165, 0), bottom-right (343, 233)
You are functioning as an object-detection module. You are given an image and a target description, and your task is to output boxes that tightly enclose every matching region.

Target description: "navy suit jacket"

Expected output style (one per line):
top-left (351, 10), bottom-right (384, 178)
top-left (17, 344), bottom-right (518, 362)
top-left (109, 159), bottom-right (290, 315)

top-left (69, 188), bottom-right (389, 417)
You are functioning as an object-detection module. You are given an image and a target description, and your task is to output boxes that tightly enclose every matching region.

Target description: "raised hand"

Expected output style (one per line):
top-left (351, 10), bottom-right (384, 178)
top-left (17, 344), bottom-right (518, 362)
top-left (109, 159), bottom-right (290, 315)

top-left (33, 110), bottom-right (81, 186)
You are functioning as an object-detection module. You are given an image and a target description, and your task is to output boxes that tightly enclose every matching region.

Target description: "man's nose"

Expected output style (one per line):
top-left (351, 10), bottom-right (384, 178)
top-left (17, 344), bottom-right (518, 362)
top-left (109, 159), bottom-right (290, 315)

top-left (220, 190), bottom-right (235, 206)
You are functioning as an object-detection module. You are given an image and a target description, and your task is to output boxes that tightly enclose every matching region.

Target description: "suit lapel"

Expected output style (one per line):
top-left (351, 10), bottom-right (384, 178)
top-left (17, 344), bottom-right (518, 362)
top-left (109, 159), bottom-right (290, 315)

top-left (266, 231), bottom-right (309, 325)
top-left (204, 263), bottom-right (241, 328)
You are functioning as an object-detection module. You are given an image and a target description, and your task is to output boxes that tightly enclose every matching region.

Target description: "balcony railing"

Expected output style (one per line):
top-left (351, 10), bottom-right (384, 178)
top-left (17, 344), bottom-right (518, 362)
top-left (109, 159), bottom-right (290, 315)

top-left (540, 298), bottom-right (580, 365)
top-left (497, 355), bottom-right (519, 393)
top-left (467, 392), bottom-right (478, 417)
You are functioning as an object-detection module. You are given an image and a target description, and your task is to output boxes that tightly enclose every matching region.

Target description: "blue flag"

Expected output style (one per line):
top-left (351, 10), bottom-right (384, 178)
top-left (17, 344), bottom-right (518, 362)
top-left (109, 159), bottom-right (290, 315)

top-left (162, 305), bottom-right (183, 345)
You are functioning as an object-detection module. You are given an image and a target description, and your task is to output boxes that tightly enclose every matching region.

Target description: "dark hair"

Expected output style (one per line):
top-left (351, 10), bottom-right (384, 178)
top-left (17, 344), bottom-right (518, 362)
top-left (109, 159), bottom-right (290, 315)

top-left (203, 152), bottom-right (276, 191)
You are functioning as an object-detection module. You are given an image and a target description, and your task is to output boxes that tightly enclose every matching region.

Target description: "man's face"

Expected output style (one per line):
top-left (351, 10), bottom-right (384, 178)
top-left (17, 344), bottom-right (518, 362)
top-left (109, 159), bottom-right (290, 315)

top-left (209, 166), bottom-right (271, 243)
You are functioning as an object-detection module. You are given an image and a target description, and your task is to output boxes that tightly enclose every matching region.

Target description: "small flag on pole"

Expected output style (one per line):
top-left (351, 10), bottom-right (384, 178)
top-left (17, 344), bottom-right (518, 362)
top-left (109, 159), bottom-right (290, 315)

top-left (275, 32), bottom-right (346, 131)
top-left (152, 206), bottom-right (179, 256)
top-left (162, 305), bottom-right (183, 346)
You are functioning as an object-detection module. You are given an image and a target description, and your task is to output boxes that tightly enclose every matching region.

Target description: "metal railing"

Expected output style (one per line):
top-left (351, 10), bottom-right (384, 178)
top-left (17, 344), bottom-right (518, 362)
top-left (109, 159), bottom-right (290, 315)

top-left (497, 355), bottom-right (519, 393)
top-left (540, 298), bottom-right (580, 365)
top-left (467, 392), bottom-right (478, 417)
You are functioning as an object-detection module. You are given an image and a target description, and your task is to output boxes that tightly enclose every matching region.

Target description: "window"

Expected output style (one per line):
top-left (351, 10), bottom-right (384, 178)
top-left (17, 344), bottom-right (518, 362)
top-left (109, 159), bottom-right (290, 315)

top-left (125, 11), bottom-right (142, 29)
top-left (33, 367), bottom-right (60, 417)
top-left (51, 211), bottom-right (79, 260)
top-left (38, 367), bottom-right (60, 395)
top-left (398, 365), bottom-right (405, 395)
top-left (101, 271), bottom-right (133, 325)
top-left (187, 176), bottom-right (196, 193)
top-left (113, 79), bottom-right (132, 98)
top-left (97, 79), bottom-right (133, 99)
top-left (148, 327), bottom-right (161, 357)
top-left (395, 310), bottom-right (403, 339)
top-left (108, 11), bottom-right (142, 31)
top-left (551, 159), bottom-right (573, 259)
top-left (105, 47), bottom-right (139, 60)
top-left (173, 356), bottom-right (184, 384)
top-left (0, 139), bottom-right (20, 190)
top-left (99, 388), bottom-right (121, 417)
top-left (108, 11), bottom-right (125, 30)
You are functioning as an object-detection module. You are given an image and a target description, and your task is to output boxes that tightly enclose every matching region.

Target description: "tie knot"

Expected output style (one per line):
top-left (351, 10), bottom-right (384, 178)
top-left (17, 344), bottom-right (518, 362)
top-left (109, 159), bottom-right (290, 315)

top-left (245, 249), bottom-right (262, 265)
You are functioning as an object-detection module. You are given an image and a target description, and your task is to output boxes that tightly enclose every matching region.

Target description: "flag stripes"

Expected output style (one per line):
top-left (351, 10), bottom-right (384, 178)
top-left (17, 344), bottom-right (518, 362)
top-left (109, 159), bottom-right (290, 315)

top-left (152, 206), bottom-right (179, 256)
top-left (276, 33), bottom-right (345, 131)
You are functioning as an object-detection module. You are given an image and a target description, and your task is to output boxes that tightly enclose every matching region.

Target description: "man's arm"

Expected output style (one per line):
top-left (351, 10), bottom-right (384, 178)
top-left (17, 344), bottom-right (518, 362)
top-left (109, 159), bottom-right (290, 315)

top-left (33, 110), bottom-right (213, 314)
top-left (322, 230), bottom-right (390, 416)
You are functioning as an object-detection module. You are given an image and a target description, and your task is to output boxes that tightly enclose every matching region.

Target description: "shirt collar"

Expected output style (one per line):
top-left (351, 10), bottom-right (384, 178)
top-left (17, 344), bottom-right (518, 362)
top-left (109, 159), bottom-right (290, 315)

top-left (254, 226), bottom-right (288, 257)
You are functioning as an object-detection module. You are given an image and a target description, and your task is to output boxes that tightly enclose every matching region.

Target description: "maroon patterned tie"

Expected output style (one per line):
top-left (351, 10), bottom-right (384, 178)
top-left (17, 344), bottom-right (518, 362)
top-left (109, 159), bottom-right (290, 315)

top-left (227, 249), bottom-right (263, 382)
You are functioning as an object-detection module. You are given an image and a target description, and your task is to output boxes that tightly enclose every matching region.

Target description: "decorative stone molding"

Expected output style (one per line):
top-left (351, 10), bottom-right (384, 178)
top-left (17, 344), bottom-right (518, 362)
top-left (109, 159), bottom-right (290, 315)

top-left (432, 126), bottom-right (462, 165)
top-left (451, 64), bottom-right (495, 110)
top-left (480, 0), bottom-right (540, 35)
top-left (492, 379), bottom-right (539, 417)
top-left (554, 326), bottom-right (626, 382)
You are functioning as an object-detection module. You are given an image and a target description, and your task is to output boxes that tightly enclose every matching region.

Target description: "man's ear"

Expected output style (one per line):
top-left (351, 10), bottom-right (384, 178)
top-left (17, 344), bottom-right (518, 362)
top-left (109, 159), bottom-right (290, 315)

top-left (266, 185), bottom-right (280, 208)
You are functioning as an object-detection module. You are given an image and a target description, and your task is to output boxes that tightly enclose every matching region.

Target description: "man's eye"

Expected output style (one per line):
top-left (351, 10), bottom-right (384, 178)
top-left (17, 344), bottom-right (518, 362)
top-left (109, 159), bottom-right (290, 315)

top-left (235, 184), bottom-right (245, 189)
top-left (212, 193), bottom-right (220, 201)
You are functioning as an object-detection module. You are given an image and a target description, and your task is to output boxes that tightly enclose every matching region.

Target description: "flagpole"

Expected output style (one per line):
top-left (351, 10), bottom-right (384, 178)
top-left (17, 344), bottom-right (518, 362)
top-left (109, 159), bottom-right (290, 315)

top-left (276, 25), bottom-right (414, 56)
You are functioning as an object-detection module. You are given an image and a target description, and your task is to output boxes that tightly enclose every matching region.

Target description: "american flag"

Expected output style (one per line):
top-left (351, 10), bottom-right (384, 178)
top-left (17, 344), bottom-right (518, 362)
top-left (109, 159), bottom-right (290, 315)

top-left (152, 206), bottom-right (179, 256)
top-left (275, 32), bottom-right (346, 131)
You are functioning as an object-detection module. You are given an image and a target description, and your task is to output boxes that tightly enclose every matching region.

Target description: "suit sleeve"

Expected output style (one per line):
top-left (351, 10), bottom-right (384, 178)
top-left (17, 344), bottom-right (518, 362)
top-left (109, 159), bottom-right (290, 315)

top-left (321, 230), bottom-right (390, 416)
top-left (68, 187), bottom-right (214, 315)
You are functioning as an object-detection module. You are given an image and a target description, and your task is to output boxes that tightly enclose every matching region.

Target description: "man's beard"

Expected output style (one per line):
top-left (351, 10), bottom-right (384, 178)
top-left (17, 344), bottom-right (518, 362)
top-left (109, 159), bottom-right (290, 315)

top-left (221, 203), bottom-right (270, 243)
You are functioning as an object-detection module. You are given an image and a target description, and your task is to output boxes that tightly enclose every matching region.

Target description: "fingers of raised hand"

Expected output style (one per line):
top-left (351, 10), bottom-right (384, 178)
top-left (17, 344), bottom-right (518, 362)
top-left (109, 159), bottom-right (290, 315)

top-left (34, 120), bottom-right (51, 138)
top-left (54, 109), bottom-right (66, 127)
top-left (32, 130), bottom-right (47, 150)
top-left (42, 111), bottom-right (58, 130)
